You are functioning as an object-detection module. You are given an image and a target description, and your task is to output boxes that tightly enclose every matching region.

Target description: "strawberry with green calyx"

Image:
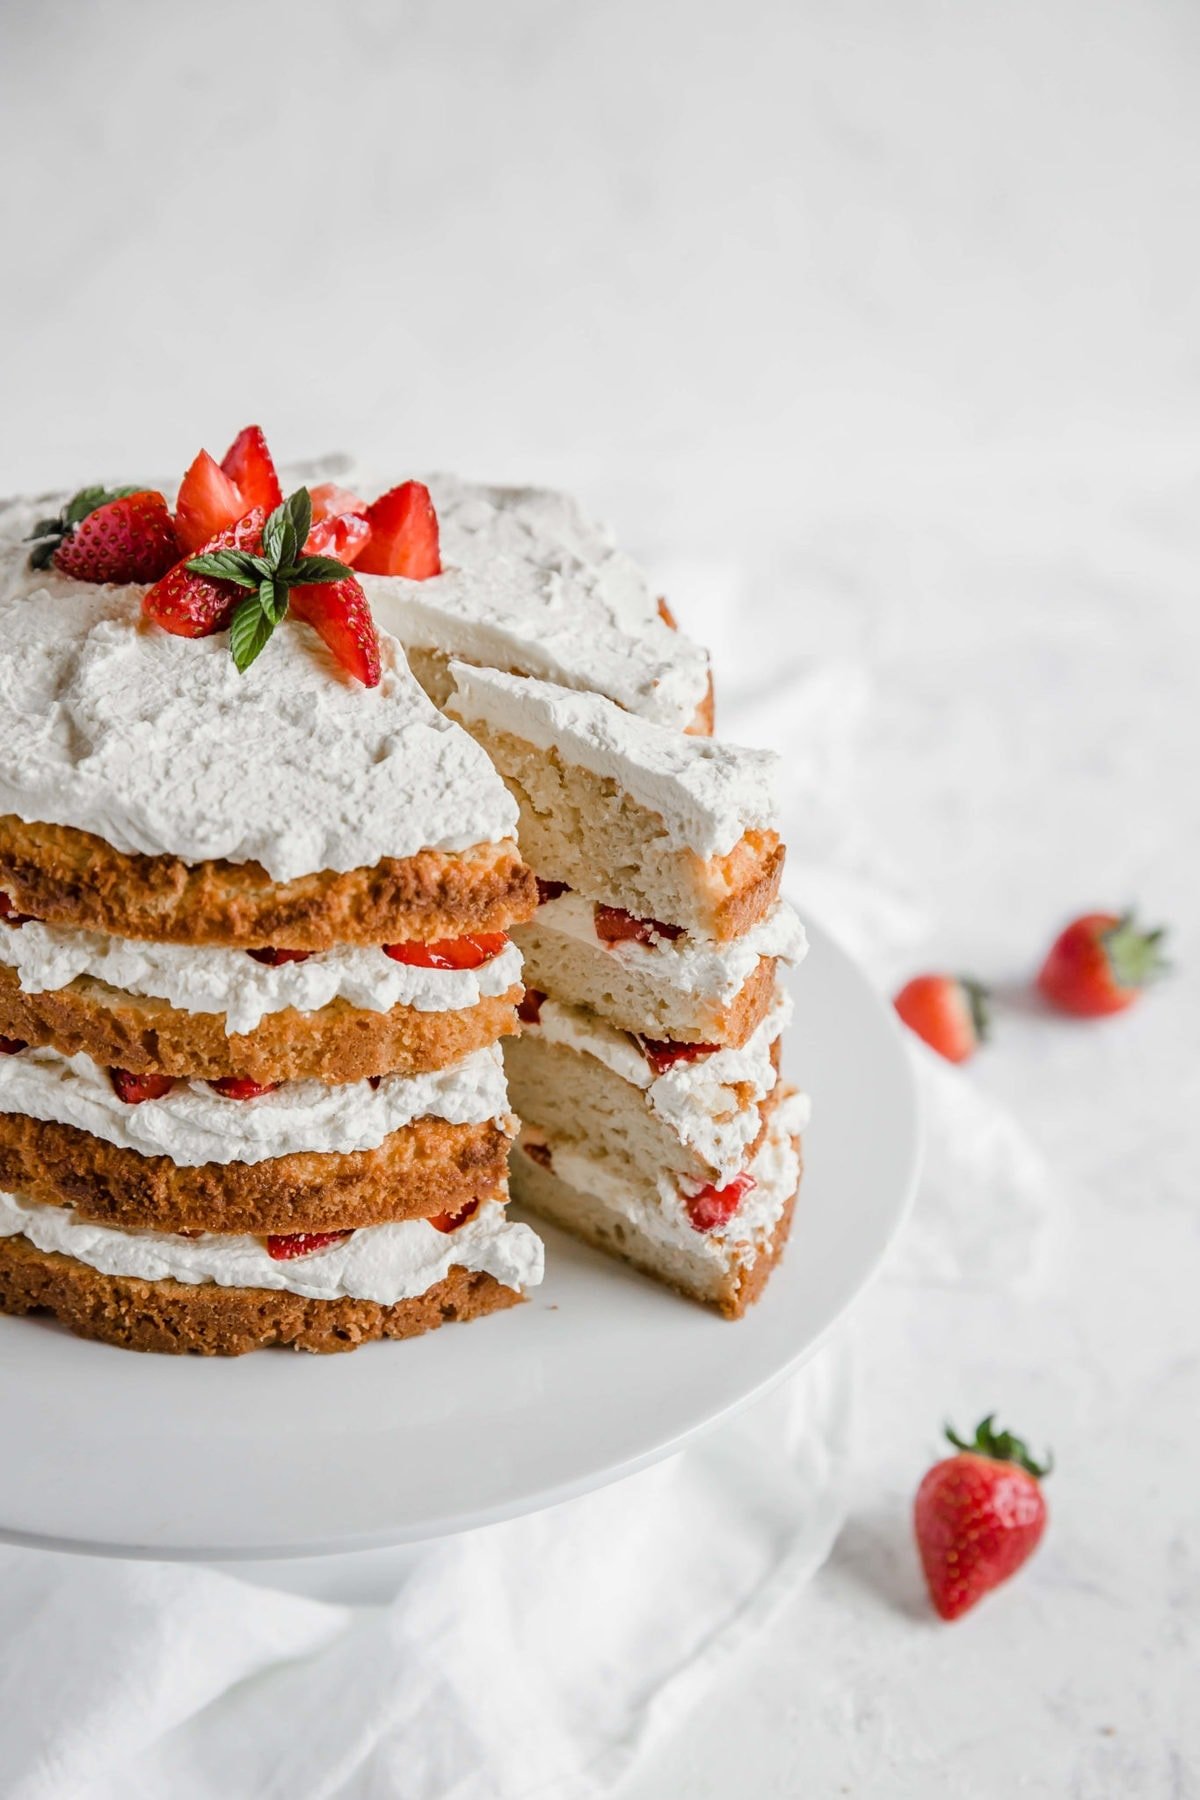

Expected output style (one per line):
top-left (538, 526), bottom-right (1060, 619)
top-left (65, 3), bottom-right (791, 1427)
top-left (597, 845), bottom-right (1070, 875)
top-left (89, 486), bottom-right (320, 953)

top-left (915, 1415), bottom-right (1052, 1622)
top-left (26, 486), bottom-right (179, 584)
top-left (1037, 911), bottom-right (1168, 1017)
top-left (183, 487), bottom-right (381, 685)
top-left (894, 974), bottom-right (989, 1064)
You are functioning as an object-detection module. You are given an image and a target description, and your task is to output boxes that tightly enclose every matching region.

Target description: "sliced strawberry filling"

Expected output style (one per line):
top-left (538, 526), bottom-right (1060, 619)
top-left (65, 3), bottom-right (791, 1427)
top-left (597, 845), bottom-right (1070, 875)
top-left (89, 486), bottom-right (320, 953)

top-left (636, 1036), bottom-right (719, 1076)
top-left (523, 1141), bottom-right (553, 1170)
top-left (0, 892), bottom-right (34, 927)
top-left (383, 933), bottom-right (508, 971)
top-left (517, 987), bottom-right (545, 1025)
top-left (0, 1036), bottom-right (28, 1055)
top-left (247, 946), bottom-right (313, 966)
top-left (427, 1198), bottom-right (480, 1234)
top-left (109, 1068), bottom-right (176, 1104)
top-left (209, 1075), bottom-right (281, 1100)
top-left (593, 904), bottom-right (684, 947)
top-left (535, 878), bottom-right (570, 906)
top-left (265, 1230), bottom-right (353, 1261)
top-left (682, 1172), bottom-right (756, 1234)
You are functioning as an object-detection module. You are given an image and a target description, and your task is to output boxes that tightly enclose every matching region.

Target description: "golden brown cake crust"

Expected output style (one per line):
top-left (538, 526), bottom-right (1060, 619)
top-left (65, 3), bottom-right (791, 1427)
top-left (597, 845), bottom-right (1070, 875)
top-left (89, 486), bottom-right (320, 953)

top-left (0, 965), bottom-right (520, 1082)
top-left (697, 831), bottom-right (786, 942)
top-left (721, 1166), bottom-right (800, 1319)
top-left (0, 816), bottom-right (536, 949)
top-left (0, 1112), bottom-right (512, 1233)
top-left (0, 1231), bottom-right (522, 1355)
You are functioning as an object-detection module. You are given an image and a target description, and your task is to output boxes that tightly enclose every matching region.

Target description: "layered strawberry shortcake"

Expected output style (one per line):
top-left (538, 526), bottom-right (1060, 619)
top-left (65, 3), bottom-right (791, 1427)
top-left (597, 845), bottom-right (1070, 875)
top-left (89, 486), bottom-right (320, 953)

top-left (0, 430), bottom-right (543, 1354)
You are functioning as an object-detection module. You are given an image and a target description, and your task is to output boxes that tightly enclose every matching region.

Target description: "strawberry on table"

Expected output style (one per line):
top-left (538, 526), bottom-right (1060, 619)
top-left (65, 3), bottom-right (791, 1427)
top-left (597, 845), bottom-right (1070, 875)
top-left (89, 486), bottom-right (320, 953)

top-left (220, 425), bottom-right (282, 515)
top-left (174, 450), bottom-right (248, 553)
top-left (1037, 911), bottom-right (1167, 1018)
top-left (893, 974), bottom-right (989, 1064)
top-left (355, 480), bottom-right (442, 578)
top-left (26, 487), bottom-right (179, 584)
top-left (915, 1415), bottom-right (1051, 1621)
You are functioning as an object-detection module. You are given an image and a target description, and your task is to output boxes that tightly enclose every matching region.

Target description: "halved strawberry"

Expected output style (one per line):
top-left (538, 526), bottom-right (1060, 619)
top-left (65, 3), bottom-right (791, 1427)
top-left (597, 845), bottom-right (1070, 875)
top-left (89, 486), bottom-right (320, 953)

top-left (309, 482), bottom-right (368, 523)
top-left (209, 1075), bottom-right (280, 1099)
top-left (517, 987), bottom-right (545, 1024)
top-left (594, 904), bottom-right (684, 947)
top-left (427, 1198), bottom-right (480, 1234)
top-left (383, 933), bottom-right (508, 971)
top-left (683, 1171), bottom-right (756, 1233)
top-left (265, 1230), bottom-right (352, 1261)
top-left (0, 892), bottom-right (34, 926)
top-left (0, 1036), bottom-right (28, 1055)
top-left (220, 425), bottom-right (282, 515)
top-left (49, 490), bottom-right (179, 585)
top-left (289, 576), bottom-right (382, 687)
top-left (247, 947), bottom-right (312, 966)
top-left (637, 1037), bottom-right (718, 1076)
top-left (109, 1068), bottom-right (176, 1104)
top-left (355, 480), bottom-right (442, 578)
top-left (174, 450), bottom-right (248, 554)
top-left (305, 512), bottom-right (373, 566)
top-left (142, 510), bottom-right (265, 638)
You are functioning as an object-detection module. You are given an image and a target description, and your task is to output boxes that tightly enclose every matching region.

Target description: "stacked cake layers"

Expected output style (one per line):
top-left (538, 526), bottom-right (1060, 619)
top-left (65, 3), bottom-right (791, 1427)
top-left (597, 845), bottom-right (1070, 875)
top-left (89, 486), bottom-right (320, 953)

top-left (446, 663), bottom-right (809, 1317)
top-left (0, 506), bottom-right (543, 1354)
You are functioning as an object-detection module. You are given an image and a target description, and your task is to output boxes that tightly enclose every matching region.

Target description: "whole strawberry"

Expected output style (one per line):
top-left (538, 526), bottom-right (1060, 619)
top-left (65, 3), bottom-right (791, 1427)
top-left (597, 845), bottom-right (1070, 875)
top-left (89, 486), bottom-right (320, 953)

top-left (915, 1415), bottom-right (1051, 1621)
top-left (27, 487), bottom-right (179, 584)
top-left (1037, 911), bottom-right (1167, 1017)
top-left (894, 973), bottom-right (989, 1064)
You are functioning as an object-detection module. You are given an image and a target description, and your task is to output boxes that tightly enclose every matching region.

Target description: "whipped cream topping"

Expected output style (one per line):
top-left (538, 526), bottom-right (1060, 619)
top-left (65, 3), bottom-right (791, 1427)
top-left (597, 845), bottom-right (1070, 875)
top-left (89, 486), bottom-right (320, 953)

top-left (355, 474), bottom-right (710, 730)
top-left (0, 495), bottom-right (516, 880)
top-left (525, 1089), bottom-right (809, 1267)
top-left (447, 663), bottom-right (777, 858)
top-left (524, 988), bottom-right (791, 1178)
top-left (521, 893), bottom-right (808, 1001)
top-left (0, 919), bottom-right (524, 1037)
top-left (0, 1190), bottom-right (543, 1304)
top-left (0, 1042), bottom-right (510, 1166)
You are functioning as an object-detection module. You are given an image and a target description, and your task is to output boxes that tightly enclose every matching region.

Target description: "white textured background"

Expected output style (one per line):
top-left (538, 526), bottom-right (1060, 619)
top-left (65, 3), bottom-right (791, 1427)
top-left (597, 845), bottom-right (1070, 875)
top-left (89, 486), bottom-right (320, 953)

top-left (3, 2), bottom-right (1198, 1794)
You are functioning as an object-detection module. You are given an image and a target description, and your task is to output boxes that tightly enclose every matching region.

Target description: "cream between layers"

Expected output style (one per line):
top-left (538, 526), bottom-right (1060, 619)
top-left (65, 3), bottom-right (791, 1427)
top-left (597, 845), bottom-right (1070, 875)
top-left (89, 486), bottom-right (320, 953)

top-left (0, 1191), bottom-right (543, 1305)
top-left (447, 662), bottom-right (777, 859)
top-left (357, 474), bottom-right (710, 730)
top-left (0, 497), bottom-right (517, 881)
top-left (0, 922), bottom-right (524, 1037)
top-left (0, 1044), bottom-right (511, 1165)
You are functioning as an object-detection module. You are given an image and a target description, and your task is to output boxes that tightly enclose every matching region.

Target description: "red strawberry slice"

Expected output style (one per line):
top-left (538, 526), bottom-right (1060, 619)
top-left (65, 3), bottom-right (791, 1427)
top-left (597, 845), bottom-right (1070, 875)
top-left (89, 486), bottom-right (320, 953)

top-left (427, 1198), bottom-right (481, 1234)
top-left (594, 904), bottom-right (684, 947)
top-left (383, 933), bottom-right (508, 971)
top-left (304, 512), bottom-right (373, 566)
top-left (265, 1230), bottom-right (353, 1261)
top-left (209, 1075), bottom-right (280, 1099)
top-left (52, 490), bottom-right (179, 585)
top-left (247, 947), bottom-right (312, 966)
top-left (0, 1036), bottom-right (28, 1055)
top-left (637, 1036), bottom-right (718, 1076)
top-left (0, 892), bottom-right (34, 926)
top-left (682, 1171), bottom-right (756, 1233)
top-left (289, 576), bottom-right (382, 687)
top-left (109, 1068), bottom-right (176, 1104)
top-left (309, 483), bottom-right (368, 523)
top-left (517, 987), bottom-right (545, 1024)
top-left (355, 480), bottom-right (442, 578)
top-left (220, 425), bottom-right (282, 515)
top-left (174, 450), bottom-right (248, 554)
top-left (535, 878), bottom-right (570, 906)
top-left (142, 510), bottom-right (265, 638)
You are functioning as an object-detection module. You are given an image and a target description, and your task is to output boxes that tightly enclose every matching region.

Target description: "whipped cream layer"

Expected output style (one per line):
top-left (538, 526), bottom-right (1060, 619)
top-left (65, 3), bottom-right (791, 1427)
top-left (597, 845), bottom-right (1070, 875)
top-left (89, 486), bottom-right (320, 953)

top-left (0, 919), bottom-right (523, 1037)
top-left (447, 663), bottom-right (777, 858)
top-left (523, 893), bottom-right (807, 1001)
top-left (0, 495), bottom-right (517, 881)
top-left (358, 474), bottom-right (710, 731)
top-left (0, 1043), bottom-right (510, 1165)
top-left (0, 1190), bottom-right (543, 1304)
top-left (524, 988), bottom-right (791, 1178)
top-left (525, 1089), bottom-right (809, 1267)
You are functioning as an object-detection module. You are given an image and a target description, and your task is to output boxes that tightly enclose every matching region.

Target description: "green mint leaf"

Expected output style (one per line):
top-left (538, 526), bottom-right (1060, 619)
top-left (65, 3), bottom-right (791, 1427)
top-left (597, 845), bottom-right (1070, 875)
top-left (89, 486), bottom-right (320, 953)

top-left (285, 487), bottom-right (312, 553)
top-left (186, 551), bottom-right (260, 588)
top-left (285, 555), bottom-right (354, 586)
top-left (260, 498), bottom-right (292, 570)
top-left (258, 575), bottom-right (288, 624)
top-left (230, 594), bottom-right (276, 673)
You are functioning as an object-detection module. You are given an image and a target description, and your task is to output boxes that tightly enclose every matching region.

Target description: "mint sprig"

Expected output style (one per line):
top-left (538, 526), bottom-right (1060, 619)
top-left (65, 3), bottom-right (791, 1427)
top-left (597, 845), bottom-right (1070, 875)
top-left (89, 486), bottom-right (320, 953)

top-left (26, 484), bottom-right (145, 570)
top-left (187, 488), bottom-right (354, 673)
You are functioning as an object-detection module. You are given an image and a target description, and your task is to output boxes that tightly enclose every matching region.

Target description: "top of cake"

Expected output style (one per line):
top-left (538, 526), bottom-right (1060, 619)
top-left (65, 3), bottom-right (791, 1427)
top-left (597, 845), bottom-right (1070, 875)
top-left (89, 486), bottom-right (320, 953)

top-left (0, 493), bottom-right (517, 884)
top-left (354, 473), bottom-right (711, 730)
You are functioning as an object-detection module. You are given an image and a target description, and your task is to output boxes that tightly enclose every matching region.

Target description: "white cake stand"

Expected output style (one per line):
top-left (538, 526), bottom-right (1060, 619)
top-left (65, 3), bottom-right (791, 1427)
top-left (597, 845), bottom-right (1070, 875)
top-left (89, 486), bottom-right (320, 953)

top-left (0, 913), bottom-right (919, 1567)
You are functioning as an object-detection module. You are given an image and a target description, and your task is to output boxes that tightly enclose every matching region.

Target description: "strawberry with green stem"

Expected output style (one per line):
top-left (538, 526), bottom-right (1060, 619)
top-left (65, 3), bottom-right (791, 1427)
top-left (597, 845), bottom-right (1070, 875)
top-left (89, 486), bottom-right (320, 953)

top-left (915, 1415), bottom-right (1052, 1621)
top-left (26, 486), bottom-right (179, 584)
top-left (1037, 911), bottom-right (1167, 1017)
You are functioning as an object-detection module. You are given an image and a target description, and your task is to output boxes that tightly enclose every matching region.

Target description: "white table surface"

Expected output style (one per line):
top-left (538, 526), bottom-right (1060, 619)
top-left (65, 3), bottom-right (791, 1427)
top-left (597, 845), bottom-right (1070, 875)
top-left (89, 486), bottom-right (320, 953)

top-left (2, 2), bottom-right (1197, 1792)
